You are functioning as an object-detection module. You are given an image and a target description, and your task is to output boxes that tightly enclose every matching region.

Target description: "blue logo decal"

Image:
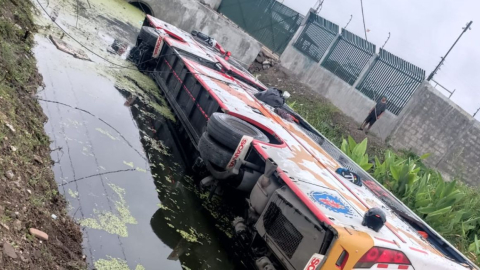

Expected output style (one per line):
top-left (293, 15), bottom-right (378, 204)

top-left (310, 191), bottom-right (353, 215)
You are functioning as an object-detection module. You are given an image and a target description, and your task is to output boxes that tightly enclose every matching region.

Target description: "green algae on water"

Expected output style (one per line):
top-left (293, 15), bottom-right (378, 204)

top-left (94, 256), bottom-right (129, 270)
top-left (95, 127), bottom-right (117, 140)
top-left (135, 167), bottom-right (146, 173)
top-left (123, 161), bottom-right (134, 168)
top-left (94, 256), bottom-right (146, 270)
top-left (68, 189), bottom-right (79, 199)
top-left (80, 183), bottom-right (137, 237)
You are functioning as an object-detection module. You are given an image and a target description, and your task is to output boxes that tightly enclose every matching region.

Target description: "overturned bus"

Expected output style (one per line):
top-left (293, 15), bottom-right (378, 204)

top-left (128, 15), bottom-right (478, 270)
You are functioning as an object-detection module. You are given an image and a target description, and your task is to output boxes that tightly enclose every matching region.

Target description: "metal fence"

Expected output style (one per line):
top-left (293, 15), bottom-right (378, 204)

top-left (293, 13), bottom-right (339, 62)
top-left (356, 49), bottom-right (425, 115)
top-left (218, 0), bottom-right (303, 54)
top-left (321, 29), bottom-right (376, 85)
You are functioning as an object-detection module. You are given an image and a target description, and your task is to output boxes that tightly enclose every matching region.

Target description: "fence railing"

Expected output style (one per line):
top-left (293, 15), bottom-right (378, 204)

top-left (218, 0), bottom-right (303, 54)
top-left (321, 29), bottom-right (376, 86)
top-left (292, 13), bottom-right (425, 115)
top-left (293, 13), bottom-right (338, 62)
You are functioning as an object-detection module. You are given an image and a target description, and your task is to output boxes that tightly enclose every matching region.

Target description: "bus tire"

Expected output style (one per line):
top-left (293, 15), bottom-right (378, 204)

top-left (198, 132), bottom-right (234, 169)
top-left (207, 113), bottom-right (269, 150)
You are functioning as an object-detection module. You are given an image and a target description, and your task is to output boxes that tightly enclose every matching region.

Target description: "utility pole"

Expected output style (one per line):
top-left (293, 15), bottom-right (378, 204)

top-left (474, 107), bottom-right (480, 117)
top-left (427, 21), bottom-right (473, 81)
top-left (360, 0), bottom-right (368, 40)
top-left (314, 0), bottom-right (324, 14)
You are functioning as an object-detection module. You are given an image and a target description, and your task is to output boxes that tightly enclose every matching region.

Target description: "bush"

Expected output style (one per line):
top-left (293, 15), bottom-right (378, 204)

top-left (341, 137), bottom-right (480, 265)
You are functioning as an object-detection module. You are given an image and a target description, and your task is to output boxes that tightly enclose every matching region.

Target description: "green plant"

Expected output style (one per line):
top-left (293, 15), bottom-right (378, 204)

top-left (340, 136), bottom-right (373, 171)
top-left (343, 136), bottom-right (480, 264)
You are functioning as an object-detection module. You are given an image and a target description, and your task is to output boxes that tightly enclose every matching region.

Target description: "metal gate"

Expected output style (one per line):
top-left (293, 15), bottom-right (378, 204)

top-left (321, 29), bottom-right (375, 85)
top-left (293, 13), bottom-right (338, 62)
top-left (218, 0), bottom-right (303, 54)
top-left (355, 49), bottom-right (425, 115)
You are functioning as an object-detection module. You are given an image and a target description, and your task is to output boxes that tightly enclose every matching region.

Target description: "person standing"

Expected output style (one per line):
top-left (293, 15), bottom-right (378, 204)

top-left (358, 96), bottom-right (387, 134)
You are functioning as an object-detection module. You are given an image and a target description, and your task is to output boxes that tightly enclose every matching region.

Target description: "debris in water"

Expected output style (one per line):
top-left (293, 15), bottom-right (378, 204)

top-left (68, 189), bottom-right (79, 199)
top-left (80, 184), bottom-right (137, 237)
top-left (95, 127), bottom-right (117, 140)
top-left (123, 161), bottom-right (134, 168)
top-left (167, 223), bottom-right (174, 228)
top-left (109, 39), bottom-right (128, 56)
top-left (49, 35), bottom-right (91, 61)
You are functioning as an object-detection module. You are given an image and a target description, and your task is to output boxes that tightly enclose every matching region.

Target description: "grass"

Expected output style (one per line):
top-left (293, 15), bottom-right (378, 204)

top-left (0, 0), bottom-right (85, 268)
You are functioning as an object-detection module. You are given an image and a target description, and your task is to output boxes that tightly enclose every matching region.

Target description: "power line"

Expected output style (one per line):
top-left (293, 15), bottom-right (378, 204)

top-left (359, 0), bottom-right (368, 41)
top-left (427, 21), bottom-right (473, 81)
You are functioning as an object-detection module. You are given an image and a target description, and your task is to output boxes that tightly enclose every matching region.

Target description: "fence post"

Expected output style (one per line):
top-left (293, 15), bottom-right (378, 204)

top-left (318, 33), bottom-right (341, 65)
top-left (352, 54), bottom-right (379, 89)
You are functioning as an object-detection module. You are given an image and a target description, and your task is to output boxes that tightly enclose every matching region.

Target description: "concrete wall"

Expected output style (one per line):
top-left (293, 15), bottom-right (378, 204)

top-left (390, 83), bottom-right (480, 183)
top-left (280, 19), bottom-right (480, 183)
top-left (140, 0), bottom-right (261, 65)
top-left (280, 24), bottom-right (398, 140)
top-left (199, 0), bottom-right (222, 10)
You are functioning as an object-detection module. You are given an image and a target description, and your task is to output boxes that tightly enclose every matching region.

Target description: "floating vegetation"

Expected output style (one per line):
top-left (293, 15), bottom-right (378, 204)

top-left (94, 256), bottom-right (129, 270)
top-left (158, 203), bottom-right (173, 212)
top-left (167, 223), bottom-right (174, 228)
top-left (95, 127), bottom-right (117, 140)
top-left (109, 69), bottom-right (175, 121)
top-left (68, 189), bottom-right (79, 199)
top-left (80, 183), bottom-right (137, 237)
top-left (135, 167), bottom-right (146, 173)
top-left (94, 256), bottom-right (145, 270)
top-left (176, 228), bottom-right (199, 243)
top-left (123, 161), bottom-right (134, 168)
top-left (143, 136), bottom-right (170, 156)
top-left (181, 265), bottom-right (192, 270)
top-left (165, 176), bottom-right (172, 183)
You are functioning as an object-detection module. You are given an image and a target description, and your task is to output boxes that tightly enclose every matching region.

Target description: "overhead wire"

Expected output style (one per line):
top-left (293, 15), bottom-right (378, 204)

top-left (360, 0), bottom-right (368, 41)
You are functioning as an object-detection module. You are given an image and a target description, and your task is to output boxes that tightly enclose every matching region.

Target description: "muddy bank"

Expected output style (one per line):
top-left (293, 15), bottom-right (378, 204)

top-left (0, 0), bottom-right (85, 269)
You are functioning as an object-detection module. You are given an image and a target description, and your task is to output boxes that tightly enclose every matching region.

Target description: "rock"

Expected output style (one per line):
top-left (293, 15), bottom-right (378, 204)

top-left (3, 242), bottom-right (17, 259)
top-left (13, 220), bottom-right (21, 231)
top-left (29, 228), bottom-right (49, 241)
top-left (5, 170), bottom-right (14, 180)
top-left (14, 211), bottom-right (20, 218)
top-left (26, 189), bottom-right (32, 195)
top-left (10, 146), bottom-right (17, 152)
top-left (33, 155), bottom-right (42, 164)
top-left (262, 60), bottom-right (271, 65)
top-left (255, 54), bottom-right (266, 63)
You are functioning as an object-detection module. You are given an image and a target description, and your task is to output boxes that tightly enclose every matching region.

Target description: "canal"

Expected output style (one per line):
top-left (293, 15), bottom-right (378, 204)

top-left (33, 0), bottom-right (246, 268)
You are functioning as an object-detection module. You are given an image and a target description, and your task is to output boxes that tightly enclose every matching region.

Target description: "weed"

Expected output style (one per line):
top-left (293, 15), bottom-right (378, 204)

top-left (0, 215), bottom-right (12, 223)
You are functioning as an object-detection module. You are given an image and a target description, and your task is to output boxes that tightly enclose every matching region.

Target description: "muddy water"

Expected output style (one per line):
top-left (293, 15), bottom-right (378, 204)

top-left (33, 0), bottom-right (243, 268)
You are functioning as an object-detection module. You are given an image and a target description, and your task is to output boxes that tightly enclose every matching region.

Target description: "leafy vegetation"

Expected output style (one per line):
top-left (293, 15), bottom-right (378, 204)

top-left (341, 136), bottom-right (480, 265)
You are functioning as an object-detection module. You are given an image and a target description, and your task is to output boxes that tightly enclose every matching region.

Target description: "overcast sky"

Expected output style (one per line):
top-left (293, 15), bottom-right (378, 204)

top-left (280, 0), bottom-right (480, 119)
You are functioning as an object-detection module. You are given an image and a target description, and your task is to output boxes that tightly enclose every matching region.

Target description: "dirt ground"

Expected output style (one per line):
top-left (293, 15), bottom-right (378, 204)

top-left (0, 0), bottom-right (85, 269)
top-left (252, 65), bottom-right (388, 157)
